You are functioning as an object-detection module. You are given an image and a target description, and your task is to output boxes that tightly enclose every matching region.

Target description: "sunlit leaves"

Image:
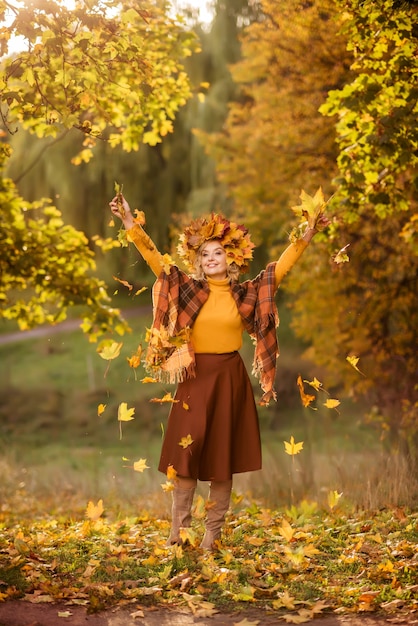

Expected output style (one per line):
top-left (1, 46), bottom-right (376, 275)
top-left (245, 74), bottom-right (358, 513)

top-left (291, 187), bottom-right (328, 230)
top-left (1, 0), bottom-right (198, 160)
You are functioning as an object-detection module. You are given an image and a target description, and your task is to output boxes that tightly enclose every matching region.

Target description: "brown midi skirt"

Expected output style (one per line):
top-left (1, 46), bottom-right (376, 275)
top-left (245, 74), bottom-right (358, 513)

top-left (158, 352), bottom-right (261, 481)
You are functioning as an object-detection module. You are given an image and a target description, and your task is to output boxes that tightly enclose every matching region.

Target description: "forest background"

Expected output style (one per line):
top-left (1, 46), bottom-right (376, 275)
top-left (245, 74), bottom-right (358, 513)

top-left (0, 0), bottom-right (417, 520)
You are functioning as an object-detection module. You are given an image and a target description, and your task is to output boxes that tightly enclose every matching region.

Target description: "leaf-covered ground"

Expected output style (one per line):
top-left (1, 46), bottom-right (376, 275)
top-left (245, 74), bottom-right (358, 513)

top-left (0, 499), bottom-right (417, 623)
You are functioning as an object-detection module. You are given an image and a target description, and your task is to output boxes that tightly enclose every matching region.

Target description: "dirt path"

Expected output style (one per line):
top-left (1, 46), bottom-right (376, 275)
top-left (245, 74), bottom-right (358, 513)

top-left (0, 601), bottom-right (403, 626)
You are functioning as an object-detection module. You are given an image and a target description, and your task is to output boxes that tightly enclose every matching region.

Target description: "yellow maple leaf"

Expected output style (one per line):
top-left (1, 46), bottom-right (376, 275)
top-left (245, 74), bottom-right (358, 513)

top-left (86, 499), bottom-right (104, 521)
top-left (166, 464), bottom-right (178, 482)
top-left (324, 398), bottom-right (341, 412)
top-left (160, 253), bottom-right (175, 275)
top-left (133, 209), bottom-right (146, 225)
top-left (284, 436), bottom-right (304, 456)
top-left (279, 518), bottom-right (295, 542)
top-left (346, 355), bottom-right (366, 376)
top-left (179, 434), bottom-right (194, 449)
top-left (327, 489), bottom-right (343, 510)
top-left (97, 403), bottom-right (106, 416)
top-left (141, 376), bottom-right (157, 383)
top-left (112, 275), bottom-right (133, 291)
top-left (303, 376), bottom-right (324, 392)
top-left (133, 458), bottom-right (149, 473)
top-left (297, 375), bottom-right (316, 408)
top-left (150, 392), bottom-right (179, 404)
top-left (291, 187), bottom-right (327, 229)
top-left (333, 243), bottom-right (350, 264)
top-left (161, 481), bottom-right (175, 492)
top-left (118, 402), bottom-right (135, 421)
top-left (97, 340), bottom-right (123, 361)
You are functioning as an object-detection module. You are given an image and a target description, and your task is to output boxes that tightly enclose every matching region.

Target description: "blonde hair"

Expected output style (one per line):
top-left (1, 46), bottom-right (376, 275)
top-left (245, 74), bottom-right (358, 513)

top-left (192, 241), bottom-right (240, 282)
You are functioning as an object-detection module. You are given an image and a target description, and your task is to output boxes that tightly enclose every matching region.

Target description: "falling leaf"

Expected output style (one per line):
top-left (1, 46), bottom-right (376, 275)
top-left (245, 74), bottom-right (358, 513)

top-left (134, 286), bottom-right (148, 297)
top-left (346, 355), bottom-right (366, 376)
top-left (133, 209), bottom-right (146, 226)
top-left (324, 398), bottom-right (341, 412)
top-left (133, 458), bottom-right (149, 473)
top-left (296, 375), bottom-right (316, 408)
top-left (161, 481), bottom-right (175, 492)
top-left (141, 376), bottom-right (157, 383)
top-left (112, 275), bottom-right (133, 291)
top-left (179, 434), bottom-right (194, 449)
top-left (167, 465), bottom-right (178, 482)
top-left (284, 436), bottom-right (304, 456)
top-left (97, 340), bottom-right (123, 361)
top-left (150, 393), bottom-right (179, 404)
top-left (160, 253), bottom-right (175, 274)
top-left (118, 403), bottom-right (135, 422)
top-left (97, 403), bottom-right (106, 416)
top-left (127, 355), bottom-right (141, 369)
top-left (182, 401), bottom-right (190, 411)
top-left (86, 499), bottom-right (104, 521)
top-left (118, 402), bottom-right (135, 440)
top-left (328, 490), bottom-right (343, 510)
top-left (303, 376), bottom-right (325, 393)
top-left (333, 243), bottom-right (350, 264)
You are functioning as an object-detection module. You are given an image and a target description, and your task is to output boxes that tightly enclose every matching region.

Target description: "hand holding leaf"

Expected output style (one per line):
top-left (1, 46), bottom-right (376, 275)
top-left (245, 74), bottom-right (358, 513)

top-left (114, 181), bottom-right (125, 218)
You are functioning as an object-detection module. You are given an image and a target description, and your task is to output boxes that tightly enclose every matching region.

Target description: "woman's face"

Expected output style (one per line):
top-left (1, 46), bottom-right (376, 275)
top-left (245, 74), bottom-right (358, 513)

top-left (200, 240), bottom-right (228, 280)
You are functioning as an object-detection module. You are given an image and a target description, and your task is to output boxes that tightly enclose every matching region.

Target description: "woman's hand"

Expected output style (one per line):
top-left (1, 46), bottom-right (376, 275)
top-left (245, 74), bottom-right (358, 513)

top-left (302, 214), bottom-right (331, 243)
top-left (109, 194), bottom-right (135, 230)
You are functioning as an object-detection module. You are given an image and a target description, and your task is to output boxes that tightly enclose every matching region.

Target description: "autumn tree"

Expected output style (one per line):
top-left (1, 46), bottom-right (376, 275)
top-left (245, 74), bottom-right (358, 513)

top-left (288, 0), bottom-right (418, 455)
top-left (195, 0), bottom-right (351, 261)
top-left (0, 0), bottom-right (198, 335)
top-left (195, 0), bottom-right (417, 454)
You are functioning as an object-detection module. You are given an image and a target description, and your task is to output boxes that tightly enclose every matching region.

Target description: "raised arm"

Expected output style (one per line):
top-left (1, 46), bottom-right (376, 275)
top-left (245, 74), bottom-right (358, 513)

top-left (109, 195), bottom-right (164, 277)
top-left (274, 216), bottom-right (329, 288)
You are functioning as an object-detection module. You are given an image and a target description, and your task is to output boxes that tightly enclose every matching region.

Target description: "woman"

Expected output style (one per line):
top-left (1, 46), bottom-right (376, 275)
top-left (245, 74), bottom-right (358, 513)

top-left (109, 195), bottom-right (328, 550)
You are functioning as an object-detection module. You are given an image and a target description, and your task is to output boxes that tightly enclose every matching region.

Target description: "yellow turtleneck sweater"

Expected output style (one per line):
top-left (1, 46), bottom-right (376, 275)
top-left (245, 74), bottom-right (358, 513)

top-left (126, 224), bottom-right (309, 354)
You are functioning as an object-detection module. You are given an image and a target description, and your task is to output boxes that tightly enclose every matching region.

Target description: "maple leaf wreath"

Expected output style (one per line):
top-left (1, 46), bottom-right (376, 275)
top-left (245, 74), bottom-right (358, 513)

top-left (177, 213), bottom-right (255, 274)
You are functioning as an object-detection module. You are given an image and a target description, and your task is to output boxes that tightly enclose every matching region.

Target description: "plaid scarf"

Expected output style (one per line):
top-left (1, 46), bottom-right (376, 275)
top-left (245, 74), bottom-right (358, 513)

top-left (145, 263), bottom-right (279, 405)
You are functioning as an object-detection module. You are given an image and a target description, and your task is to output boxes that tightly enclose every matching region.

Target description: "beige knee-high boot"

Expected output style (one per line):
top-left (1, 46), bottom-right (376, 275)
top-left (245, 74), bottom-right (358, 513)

top-left (200, 480), bottom-right (232, 551)
top-left (166, 479), bottom-right (196, 546)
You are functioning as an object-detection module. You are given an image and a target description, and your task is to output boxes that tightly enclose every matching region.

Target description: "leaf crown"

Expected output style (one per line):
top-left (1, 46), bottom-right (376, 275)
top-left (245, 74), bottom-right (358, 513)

top-left (177, 213), bottom-right (255, 273)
